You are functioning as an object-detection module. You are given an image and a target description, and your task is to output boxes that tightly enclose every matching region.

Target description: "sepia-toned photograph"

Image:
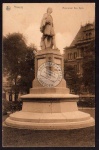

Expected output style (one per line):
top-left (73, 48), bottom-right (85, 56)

top-left (2, 3), bottom-right (95, 147)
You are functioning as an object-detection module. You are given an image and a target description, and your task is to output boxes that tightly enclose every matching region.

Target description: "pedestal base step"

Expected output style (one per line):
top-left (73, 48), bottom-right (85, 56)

top-left (5, 111), bottom-right (95, 130)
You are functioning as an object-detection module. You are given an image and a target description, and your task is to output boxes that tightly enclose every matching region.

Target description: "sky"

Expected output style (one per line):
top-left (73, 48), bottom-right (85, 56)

top-left (3, 3), bottom-right (95, 54)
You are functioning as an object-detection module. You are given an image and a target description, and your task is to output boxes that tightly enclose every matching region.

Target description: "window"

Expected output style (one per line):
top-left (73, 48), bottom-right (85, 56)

top-left (89, 32), bottom-right (92, 38)
top-left (77, 64), bottom-right (79, 72)
top-left (86, 33), bottom-right (88, 39)
top-left (74, 65), bottom-right (77, 72)
top-left (86, 32), bottom-right (92, 39)
top-left (9, 93), bottom-right (12, 101)
top-left (68, 53), bottom-right (73, 60)
top-left (74, 52), bottom-right (77, 59)
top-left (14, 94), bottom-right (18, 101)
top-left (68, 53), bottom-right (70, 60)
top-left (70, 53), bottom-right (72, 60)
top-left (81, 51), bottom-right (83, 57)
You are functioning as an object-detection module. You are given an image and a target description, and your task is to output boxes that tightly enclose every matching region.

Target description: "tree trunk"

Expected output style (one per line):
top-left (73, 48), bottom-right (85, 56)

top-left (14, 77), bottom-right (17, 101)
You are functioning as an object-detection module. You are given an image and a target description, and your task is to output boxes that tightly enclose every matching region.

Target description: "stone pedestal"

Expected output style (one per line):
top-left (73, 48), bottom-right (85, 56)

top-left (5, 49), bottom-right (94, 130)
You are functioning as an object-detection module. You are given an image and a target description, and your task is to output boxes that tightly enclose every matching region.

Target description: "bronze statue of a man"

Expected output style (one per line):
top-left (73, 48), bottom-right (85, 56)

top-left (40, 7), bottom-right (57, 50)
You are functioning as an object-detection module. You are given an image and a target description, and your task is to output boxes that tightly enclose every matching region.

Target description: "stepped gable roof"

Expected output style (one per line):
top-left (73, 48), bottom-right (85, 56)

top-left (70, 26), bottom-right (84, 47)
top-left (64, 22), bottom-right (94, 50)
top-left (70, 23), bottom-right (94, 47)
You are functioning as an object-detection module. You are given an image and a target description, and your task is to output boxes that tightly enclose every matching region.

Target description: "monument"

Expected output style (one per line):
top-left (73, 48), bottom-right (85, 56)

top-left (5, 8), bottom-right (94, 130)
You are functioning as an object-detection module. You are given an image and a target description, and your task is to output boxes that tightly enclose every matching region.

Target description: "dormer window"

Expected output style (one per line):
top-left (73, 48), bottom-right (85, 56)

top-left (89, 32), bottom-right (92, 38)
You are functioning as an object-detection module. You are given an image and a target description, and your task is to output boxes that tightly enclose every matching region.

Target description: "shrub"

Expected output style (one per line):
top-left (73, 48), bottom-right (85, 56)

top-left (2, 99), bottom-right (23, 114)
top-left (2, 99), bottom-right (10, 115)
top-left (77, 97), bottom-right (95, 107)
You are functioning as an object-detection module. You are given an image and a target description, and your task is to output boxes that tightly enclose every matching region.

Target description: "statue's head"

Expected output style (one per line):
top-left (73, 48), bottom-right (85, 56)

top-left (47, 7), bottom-right (53, 14)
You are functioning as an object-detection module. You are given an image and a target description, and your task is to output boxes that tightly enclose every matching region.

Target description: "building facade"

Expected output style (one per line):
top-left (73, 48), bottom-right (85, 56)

top-left (64, 23), bottom-right (95, 77)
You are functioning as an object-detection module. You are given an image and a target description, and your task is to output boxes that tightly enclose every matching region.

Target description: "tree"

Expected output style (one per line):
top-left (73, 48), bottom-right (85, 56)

top-left (3, 33), bottom-right (36, 100)
top-left (64, 61), bottom-right (81, 94)
top-left (18, 46), bottom-right (35, 93)
top-left (82, 40), bottom-right (95, 94)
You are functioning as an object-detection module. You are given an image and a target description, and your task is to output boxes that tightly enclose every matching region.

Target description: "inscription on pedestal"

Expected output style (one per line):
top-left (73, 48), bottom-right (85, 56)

top-left (37, 62), bottom-right (62, 87)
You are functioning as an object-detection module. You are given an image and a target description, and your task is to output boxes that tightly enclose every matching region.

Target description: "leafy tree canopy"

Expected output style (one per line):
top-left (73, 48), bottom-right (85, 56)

top-left (3, 33), bottom-right (36, 98)
top-left (82, 40), bottom-right (95, 94)
top-left (64, 62), bottom-right (82, 94)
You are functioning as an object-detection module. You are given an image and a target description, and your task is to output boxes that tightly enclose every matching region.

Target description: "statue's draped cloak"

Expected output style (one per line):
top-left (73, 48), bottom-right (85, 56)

top-left (40, 13), bottom-right (55, 36)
